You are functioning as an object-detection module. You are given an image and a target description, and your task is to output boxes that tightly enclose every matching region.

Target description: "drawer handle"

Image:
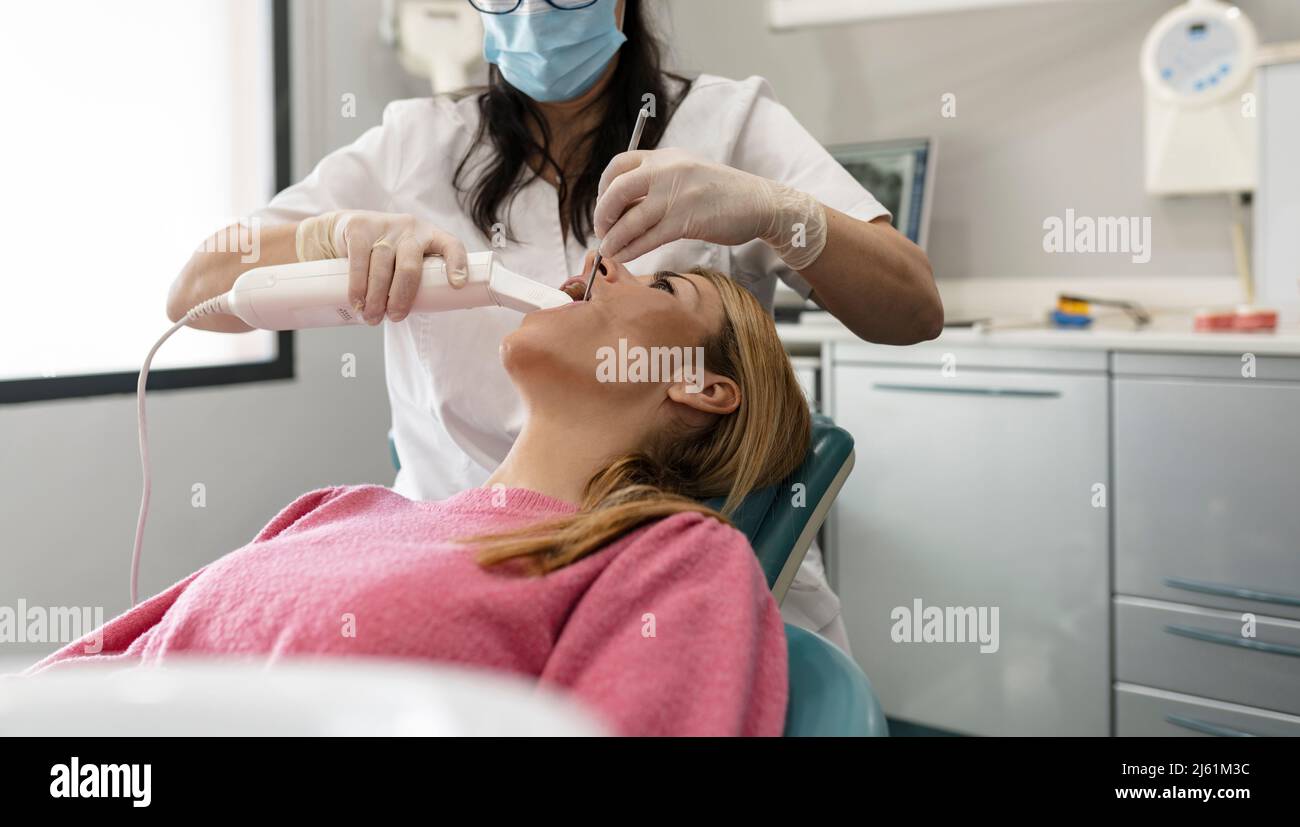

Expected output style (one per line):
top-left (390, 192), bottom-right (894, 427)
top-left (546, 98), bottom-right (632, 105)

top-left (871, 383), bottom-right (1061, 399)
top-left (1164, 714), bottom-right (1259, 737)
top-left (1163, 624), bottom-right (1300, 658)
top-left (1164, 577), bottom-right (1300, 608)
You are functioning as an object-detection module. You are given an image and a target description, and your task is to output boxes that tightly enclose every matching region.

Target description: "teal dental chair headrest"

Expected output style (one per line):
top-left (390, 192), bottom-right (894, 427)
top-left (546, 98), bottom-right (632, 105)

top-left (705, 414), bottom-right (855, 603)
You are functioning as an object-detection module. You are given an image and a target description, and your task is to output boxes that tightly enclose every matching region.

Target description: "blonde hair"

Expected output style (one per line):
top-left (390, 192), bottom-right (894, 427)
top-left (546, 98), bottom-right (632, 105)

top-left (470, 268), bottom-right (812, 575)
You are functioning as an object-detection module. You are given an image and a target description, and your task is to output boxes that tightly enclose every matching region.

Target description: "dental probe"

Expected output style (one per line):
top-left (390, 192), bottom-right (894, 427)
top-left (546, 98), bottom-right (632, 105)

top-left (585, 105), bottom-right (652, 301)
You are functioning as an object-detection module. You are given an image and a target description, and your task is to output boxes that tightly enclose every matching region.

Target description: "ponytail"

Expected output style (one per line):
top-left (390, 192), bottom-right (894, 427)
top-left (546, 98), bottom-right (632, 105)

top-left (472, 455), bottom-right (729, 576)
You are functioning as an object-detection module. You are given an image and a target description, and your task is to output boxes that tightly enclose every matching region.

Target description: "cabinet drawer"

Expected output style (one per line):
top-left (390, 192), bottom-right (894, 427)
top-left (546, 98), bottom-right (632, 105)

top-left (1113, 352), bottom-right (1300, 381)
top-left (829, 365), bottom-right (1109, 736)
top-left (1115, 682), bottom-right (1300, 736)
top-left (1114, 596), bottom-right (1300, 716)
top-left (1114, 377), bottom-right (1300, 621)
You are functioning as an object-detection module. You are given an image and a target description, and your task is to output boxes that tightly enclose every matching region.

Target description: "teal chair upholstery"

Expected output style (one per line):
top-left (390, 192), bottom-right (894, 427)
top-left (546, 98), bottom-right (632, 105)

top-left (699, 414), bottom-right (886, 737)
top-left (387, 414), bottom-right (887, 737)
top-left (704, 414), bottom-right (855, 603)
top-left (784, 623), bottom-right (888, 737)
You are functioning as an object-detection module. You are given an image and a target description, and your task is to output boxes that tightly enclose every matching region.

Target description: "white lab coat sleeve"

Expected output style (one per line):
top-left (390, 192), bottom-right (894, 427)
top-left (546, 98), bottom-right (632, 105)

top-left (726, 77), bottom-right (892, 300)
top-left (779, 541), bottom-right (853, 658)
top-left (250, 100), bottom-right (413, 227)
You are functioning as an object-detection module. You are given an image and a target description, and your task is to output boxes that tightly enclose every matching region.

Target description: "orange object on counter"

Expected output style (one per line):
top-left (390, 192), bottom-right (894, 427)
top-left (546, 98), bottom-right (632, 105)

top-left (1057, 298), bottom-right (1091, 316)
top-left (1193, 306), bottom-right (1279, 332)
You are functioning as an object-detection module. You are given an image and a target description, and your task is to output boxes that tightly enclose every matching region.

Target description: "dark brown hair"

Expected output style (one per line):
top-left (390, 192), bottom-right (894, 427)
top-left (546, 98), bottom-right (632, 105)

top-left (453, 0), bottom-right (691, 246)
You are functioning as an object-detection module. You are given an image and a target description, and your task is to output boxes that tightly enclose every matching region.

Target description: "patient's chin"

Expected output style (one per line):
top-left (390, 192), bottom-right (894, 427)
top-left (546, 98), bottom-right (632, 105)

top-left (501, 325), bottom-right (610, 400)
top-left (500, 323), bottom-right (576, 382)
top-left (499, 327), bottom-right (537, 376)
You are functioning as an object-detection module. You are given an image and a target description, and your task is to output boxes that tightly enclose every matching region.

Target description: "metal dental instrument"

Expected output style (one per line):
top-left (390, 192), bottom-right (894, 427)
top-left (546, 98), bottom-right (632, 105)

top-left (584, 105), bottom-right (652, 301)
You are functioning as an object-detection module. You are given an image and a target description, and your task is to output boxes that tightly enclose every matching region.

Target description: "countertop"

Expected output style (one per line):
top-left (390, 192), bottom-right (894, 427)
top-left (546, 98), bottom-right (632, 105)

top-left (776, 312), bottom-right (1300, 357)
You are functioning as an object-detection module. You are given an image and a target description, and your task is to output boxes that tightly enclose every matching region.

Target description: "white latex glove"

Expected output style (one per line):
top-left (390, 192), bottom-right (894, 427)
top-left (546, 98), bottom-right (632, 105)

top-left (593, 148), bottom-right (828, 271)
top-left (295, 210), bottom-right (468, 324)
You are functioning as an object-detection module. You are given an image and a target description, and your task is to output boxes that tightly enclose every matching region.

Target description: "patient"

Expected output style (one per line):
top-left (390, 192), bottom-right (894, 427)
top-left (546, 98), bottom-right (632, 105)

top-left (26, 256), bottom-right (812, 737)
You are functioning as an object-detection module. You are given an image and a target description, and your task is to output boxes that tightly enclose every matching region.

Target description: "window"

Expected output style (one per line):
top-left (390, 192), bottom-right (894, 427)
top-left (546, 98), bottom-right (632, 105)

top-left (0, 0), bottom-right (292, 404)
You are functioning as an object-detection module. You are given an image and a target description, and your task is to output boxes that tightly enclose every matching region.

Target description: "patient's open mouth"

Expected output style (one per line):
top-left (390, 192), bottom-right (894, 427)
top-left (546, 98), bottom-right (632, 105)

top-left (560, 277), bottom-right (588, 302)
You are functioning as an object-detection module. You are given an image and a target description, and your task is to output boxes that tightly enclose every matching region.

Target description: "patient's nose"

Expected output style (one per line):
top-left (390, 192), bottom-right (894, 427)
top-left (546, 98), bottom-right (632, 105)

top-left (586, 257), bottom-right (632, 299)
top-left (600, 258), bottom-right (631, 281)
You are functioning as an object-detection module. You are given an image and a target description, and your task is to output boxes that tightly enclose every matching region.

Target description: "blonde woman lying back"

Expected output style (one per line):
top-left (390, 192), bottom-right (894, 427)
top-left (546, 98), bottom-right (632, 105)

top-left (29, 255), bottom-right (811, 737)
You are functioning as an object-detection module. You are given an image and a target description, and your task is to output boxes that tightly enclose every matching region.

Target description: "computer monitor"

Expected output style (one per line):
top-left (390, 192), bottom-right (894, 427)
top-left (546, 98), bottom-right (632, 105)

top-left (829, 137), bottom-right (935, 251)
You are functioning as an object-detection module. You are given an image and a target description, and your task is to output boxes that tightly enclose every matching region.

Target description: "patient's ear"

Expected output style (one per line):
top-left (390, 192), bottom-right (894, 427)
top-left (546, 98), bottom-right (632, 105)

top-left (666, 369), bottom-right (740, 417)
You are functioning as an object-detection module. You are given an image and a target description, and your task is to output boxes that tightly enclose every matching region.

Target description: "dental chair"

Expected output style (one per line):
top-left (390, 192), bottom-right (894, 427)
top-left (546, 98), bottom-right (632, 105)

top-left (390, 414), bottom-right (888, 737)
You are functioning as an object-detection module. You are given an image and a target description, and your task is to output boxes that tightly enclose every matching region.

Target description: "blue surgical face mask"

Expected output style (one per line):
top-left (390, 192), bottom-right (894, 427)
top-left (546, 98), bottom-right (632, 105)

top-left (479, 0), bottom-right (627, 103)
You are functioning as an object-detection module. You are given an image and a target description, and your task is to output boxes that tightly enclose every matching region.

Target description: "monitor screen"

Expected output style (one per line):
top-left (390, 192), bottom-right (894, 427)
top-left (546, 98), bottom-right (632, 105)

top-left (830, 138), bottom-right (933, 249)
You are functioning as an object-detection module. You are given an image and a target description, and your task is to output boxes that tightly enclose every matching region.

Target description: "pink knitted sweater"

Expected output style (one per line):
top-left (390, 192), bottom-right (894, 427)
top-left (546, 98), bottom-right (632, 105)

top-left (27, 485), bottom-right (788, 736)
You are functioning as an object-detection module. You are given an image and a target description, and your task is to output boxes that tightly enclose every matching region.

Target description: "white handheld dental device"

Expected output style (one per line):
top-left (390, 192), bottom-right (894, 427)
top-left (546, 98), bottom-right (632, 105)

top-left (206, 250), bottom-right (572, 330)
top-left (129, 251), bottom-right (570, 605)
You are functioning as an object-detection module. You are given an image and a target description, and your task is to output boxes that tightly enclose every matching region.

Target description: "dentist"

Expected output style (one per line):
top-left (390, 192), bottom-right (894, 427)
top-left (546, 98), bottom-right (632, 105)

top-left (168, 0), bottom-right (941, 653)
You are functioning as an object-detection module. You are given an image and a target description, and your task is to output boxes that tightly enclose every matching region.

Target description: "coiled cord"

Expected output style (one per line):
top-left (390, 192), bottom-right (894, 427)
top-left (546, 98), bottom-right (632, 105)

top-left (131, 293), bottom-right (230, 606)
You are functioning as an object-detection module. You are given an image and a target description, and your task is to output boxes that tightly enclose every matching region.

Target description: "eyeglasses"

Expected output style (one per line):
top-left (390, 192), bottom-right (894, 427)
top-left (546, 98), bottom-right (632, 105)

top-left (468, 0), bottom-right (599, 13)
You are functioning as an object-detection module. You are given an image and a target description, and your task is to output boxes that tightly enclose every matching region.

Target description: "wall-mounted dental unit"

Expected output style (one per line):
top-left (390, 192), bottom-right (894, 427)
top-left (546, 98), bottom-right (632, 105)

top-left (379, 0), bottom-right (485, 95)
top-left (1141, 0), bottom-right (1259, 196)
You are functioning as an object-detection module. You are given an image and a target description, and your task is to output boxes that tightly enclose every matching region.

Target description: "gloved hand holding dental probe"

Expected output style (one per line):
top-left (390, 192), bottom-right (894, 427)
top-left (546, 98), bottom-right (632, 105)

top-left (592, 148), bottom-right (828, 272)
top-left (295, 209), bottom-right (470, 324)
